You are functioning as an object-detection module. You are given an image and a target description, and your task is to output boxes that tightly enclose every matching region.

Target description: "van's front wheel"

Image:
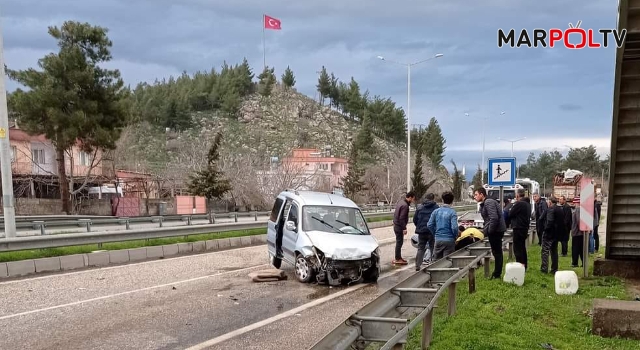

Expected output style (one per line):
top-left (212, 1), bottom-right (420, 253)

top-left (294, 254), bottom-right (315, 283)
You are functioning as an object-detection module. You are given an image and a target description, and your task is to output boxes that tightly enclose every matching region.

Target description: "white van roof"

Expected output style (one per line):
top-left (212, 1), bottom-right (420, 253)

top-left (279, 190), bottom-right (359, 208)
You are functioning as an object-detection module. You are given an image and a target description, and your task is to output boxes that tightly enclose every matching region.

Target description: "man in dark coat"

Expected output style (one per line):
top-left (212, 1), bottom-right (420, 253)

top-left (393, 191), bottom-right (415, 265)
top-left (474, 187), bottom-right (507, 279)
top-left (412, 193), bottom-right (439, 270)
top-left (558, 196), bottom-right (573, 256)
top-left (532, 193), bottom-right (547, 246)
top-left (509, 189), bottom-right (532, 269)
top-left (541, 197), bottom-right (564, 274)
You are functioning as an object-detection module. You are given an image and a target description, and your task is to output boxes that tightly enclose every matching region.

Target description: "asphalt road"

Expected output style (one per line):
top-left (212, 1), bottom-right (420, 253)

top-left (0, 225), bottom-right (421, 350)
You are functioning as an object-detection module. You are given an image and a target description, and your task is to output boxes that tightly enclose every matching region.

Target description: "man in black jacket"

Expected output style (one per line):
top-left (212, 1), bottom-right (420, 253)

top-left (532, 193), bottom-right (547, 246)
top-left (412, 193), bottom-right (439, 270)
top-left (558, 196), bottom-right (572, 256)
top-left (541, 197), bottom-right (564, 274)
top-left (509, 189), bottom-right (532, 269)
top-left (474, 187), bottom-right (507, 279)
top-left (393, 191), bottom-right (415, 265)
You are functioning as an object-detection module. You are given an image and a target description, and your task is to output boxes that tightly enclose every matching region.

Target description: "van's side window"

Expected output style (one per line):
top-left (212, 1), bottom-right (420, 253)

top-left (288, 203), bottom-right (299, 226)
top-left (269, 197), bottom-right (284, 222)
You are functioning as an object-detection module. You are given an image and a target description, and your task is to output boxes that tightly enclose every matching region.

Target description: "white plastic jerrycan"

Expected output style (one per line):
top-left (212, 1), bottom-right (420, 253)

top-left (503, 262), bottom-right (526, 286)
top-left (555, 270), bottom-right (579, 295)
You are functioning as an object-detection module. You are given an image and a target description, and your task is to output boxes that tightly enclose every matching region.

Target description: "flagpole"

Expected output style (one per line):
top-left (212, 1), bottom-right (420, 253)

top-left (262, 14), bottom-right (266, 70)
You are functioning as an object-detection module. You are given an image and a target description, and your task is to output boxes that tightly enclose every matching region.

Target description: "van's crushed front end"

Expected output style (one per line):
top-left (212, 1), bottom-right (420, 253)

top-left (303, 233), bottom-right (381, 286)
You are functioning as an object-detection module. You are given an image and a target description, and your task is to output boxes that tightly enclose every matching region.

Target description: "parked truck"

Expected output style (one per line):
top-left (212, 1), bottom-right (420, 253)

top-left (553, 169), bottom-right (599, 207)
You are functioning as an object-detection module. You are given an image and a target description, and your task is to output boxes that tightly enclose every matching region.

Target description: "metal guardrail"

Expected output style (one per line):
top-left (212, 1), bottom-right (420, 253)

top-left (310, 232), bottom-right (514, 350)
top-left (0, 206), bottom-right (478, 253)
top-left (0, 205), bottom-right (478, 235)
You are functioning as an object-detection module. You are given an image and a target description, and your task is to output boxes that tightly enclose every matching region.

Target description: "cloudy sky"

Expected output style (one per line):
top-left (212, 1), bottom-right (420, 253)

top-left (2, 0), bottom-right (618, 175)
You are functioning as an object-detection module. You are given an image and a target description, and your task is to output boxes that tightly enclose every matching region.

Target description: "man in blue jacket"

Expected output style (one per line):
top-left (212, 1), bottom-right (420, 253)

top-left (428, 191), bottom-right (459, 260)
top-left (413, 193), bottom-right (439, 270)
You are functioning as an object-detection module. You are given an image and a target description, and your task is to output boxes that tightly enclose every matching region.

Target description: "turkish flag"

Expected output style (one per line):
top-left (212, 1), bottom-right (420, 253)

top-left (264, 14), bottom-right (281, 30)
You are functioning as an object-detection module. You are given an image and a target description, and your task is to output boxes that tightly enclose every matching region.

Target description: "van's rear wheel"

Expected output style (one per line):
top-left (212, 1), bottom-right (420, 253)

top-left (295, 254), bottom-right (314, 283)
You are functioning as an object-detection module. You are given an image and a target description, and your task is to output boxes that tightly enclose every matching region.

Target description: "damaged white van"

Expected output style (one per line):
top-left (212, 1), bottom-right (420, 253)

top-left (267, 190), bottom-right (380, 286)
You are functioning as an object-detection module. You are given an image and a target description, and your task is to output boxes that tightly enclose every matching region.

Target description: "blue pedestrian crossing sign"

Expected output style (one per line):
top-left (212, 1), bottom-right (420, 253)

top-left (488, 157), bottom-right (516, 186)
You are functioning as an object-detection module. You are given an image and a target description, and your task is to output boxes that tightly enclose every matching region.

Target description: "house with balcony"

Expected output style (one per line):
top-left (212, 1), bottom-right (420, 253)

top-left (281, 147), bottom-right (349, 191)
top-left (4, 124), bottom-right (113, 198)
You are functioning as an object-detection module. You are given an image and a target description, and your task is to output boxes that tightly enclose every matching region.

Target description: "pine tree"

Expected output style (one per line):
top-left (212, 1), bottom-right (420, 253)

top-left (354, 114), bottom-right (375, 164)
top-left (411, 138), bottom-right (428, 200)
top-left (451, 160), bottom-right (464, 202)
top-left (423, 117), bottom-right (446, 168)
top-left (281, 66), bottom-right (296, 89)
top-left (7, 21), bottom-right (128, 214)
top-left (258, 66), bottom-right (276, 97)
top-left (316, 66), bottom-right (331, 105)
top-left (342, 146), bottom-right (365, 199)
top-left (187, 132), bottom-right (232, 199)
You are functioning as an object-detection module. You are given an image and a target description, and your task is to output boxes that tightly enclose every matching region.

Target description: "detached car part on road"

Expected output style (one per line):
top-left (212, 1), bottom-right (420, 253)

top-left (266, 190), bottom-right (380, 286)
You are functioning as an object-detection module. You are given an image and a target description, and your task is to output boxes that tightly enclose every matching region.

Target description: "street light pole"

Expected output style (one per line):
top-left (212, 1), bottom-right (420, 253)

top-left (0, 22), bottom-right (16, 238)
top-left (498, 136), bottom-right (526, 177)
top-left (377, 53), bottom-right (443, 193)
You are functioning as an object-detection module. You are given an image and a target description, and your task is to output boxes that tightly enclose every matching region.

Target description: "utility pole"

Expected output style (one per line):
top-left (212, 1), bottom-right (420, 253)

top-left (0, 22), bottom-right (17, 238)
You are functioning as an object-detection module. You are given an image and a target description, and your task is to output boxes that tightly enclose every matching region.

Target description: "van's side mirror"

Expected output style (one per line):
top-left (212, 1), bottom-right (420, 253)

top-left (285, 221), bottom-right (297, 231)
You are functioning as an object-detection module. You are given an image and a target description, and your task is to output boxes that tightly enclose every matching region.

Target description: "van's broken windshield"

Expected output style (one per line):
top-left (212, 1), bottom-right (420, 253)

top-left (302, 205), bottom-right (370, 235)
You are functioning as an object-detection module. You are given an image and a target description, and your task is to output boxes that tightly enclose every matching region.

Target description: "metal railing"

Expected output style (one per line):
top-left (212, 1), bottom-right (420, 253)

top-left (0, 205), bottom-right (478, 236)
top-left (310, 232), bottom-right (514, 350)
top-left (0, 207), bottom-right (479, 253)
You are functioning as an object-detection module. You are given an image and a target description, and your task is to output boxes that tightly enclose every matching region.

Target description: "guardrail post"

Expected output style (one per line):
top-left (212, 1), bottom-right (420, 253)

top-left (468, 268), bottom-right (476, 294)
top-left (483, 256), bottom-right (491, 278)
top-left (34, 221), bottom-right (45, 235)
top-left (254, 211), bottom-right (258, 221)
top-left (234, 213), bottom-right (238, 222)
top-left (158, 217), bottom-right (163, 228)
top-left (125, 219), bottom-right (130, 230)
top-left (79, 219), bottom-right (92, 232)
top-left (421, 308), bottom-right (434, 349)
top-left (448, 283), bottom-right (457, 316)
top-left (187, 216), bottom-right (192, 225)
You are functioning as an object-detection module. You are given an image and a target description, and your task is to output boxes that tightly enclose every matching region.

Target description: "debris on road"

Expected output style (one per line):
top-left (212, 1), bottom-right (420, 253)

top-left (248, 269), bottom-right (288, 282)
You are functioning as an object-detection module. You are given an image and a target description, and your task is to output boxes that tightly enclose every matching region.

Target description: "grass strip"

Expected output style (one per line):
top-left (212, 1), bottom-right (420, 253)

top-left (398, 245), bottom-right (636, 350)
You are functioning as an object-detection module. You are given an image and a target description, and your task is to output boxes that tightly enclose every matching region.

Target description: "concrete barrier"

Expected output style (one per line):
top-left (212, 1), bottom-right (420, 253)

top-left (592, 298), bottom-right (640, 340)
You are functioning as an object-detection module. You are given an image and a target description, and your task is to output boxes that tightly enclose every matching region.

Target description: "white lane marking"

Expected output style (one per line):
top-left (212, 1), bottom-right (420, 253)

top-left (184, 263), bottom-right (416, 350)
top-left (0, 264), bottom-right (269, 321)
top-left (0, 237), bottom-right (400, 320)
top-left (0, 233), bottom-right (396, 285)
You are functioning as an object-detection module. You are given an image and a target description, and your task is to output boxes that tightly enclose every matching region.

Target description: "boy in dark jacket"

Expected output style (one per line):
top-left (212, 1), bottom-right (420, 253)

top-left (474, 187), bottom-right (507, 279)
top-left (413, 193), bottom-right (439, 270)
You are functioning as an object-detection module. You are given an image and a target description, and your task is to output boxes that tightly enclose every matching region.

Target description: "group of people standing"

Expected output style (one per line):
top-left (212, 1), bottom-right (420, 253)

top-left (532, 193), bottom-right (602, 273)
top-left (391, 186), bottom-right (600, 278)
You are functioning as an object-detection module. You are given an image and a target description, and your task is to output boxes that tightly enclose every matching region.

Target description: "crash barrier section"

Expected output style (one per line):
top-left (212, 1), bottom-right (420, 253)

top-left (310, 231), bottom-right (514, 350)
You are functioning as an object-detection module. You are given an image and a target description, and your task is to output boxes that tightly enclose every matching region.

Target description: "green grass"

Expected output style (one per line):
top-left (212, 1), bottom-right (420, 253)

top-left (0, 228), bottom-right (267, 263)
top-left (401, 245), bottom-right (637, 350)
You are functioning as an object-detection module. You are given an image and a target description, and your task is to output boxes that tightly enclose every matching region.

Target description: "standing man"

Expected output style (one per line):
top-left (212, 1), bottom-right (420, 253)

top-left (413, 193), bottom-right (439, 270)
top-left (541, 197), bottom-right (564, 274)
top-left (393, 191), bottom-right (415, 265)
top-left (532, 193), bottom-right (547, 245)
top-left (593, 199), bottom-right (602, 252)
top-left (474, 187), bottom-right (507, 279)
top-left (570, 197), bottom-right (584, 267)
top-left (558, 196), bottom-right (572, 257)
top-left (508, 189), bottom-right (532, 269)
top-left (427, 191), bottom-right (459, 260)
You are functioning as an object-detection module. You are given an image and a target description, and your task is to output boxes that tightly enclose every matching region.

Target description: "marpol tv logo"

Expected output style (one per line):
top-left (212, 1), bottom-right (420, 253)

top-left (498, 21), bottom-right (626, 49)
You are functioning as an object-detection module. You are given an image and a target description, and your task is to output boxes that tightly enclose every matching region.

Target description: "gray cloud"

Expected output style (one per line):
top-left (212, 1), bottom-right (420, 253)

top-left (2, 0), bottom-right (617, 159)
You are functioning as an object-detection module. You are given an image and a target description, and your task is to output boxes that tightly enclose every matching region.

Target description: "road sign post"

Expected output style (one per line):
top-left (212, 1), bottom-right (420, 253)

top-left (488, 157), bottom-right (517, 210)
top-left (579, 177), bottom-right (594, 278)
